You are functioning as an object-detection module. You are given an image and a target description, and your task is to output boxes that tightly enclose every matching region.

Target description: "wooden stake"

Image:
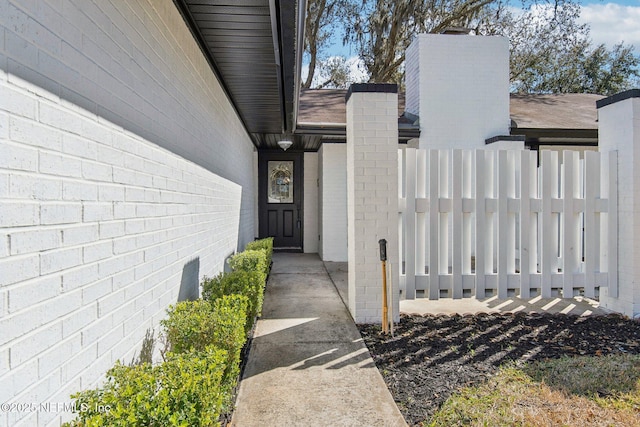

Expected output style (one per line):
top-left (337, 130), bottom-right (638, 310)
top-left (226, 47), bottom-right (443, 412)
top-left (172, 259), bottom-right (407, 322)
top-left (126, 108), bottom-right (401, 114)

top-left (388, 261), bottom-right (394, 337)
top-left (381, 259), bottom-right (389, 334)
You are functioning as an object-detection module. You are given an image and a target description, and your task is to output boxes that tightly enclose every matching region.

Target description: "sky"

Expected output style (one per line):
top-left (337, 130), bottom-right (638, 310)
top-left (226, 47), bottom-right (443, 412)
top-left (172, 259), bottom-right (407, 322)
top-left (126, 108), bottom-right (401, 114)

top-left (303, 0), bottom-right (640, 85)
top-left (580, 1), bottom-right (640, 49)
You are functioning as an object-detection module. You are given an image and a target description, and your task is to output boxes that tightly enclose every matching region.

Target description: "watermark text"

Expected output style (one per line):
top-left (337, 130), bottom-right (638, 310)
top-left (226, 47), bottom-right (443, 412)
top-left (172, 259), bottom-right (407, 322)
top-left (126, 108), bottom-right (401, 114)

top-left (0, 401), bottom-right (111, 413)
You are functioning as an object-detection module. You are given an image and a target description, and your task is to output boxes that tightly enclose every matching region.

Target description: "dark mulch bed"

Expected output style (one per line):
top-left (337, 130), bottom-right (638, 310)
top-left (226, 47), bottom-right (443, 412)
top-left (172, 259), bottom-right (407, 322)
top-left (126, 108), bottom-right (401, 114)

top-left (358, 312), bottom-right (640, 426)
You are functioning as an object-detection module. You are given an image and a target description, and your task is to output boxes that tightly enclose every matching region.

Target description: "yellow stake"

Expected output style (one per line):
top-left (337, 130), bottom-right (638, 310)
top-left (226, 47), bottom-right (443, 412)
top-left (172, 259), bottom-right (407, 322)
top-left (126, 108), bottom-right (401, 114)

top-left (381, 259), bottom-right (388, 334)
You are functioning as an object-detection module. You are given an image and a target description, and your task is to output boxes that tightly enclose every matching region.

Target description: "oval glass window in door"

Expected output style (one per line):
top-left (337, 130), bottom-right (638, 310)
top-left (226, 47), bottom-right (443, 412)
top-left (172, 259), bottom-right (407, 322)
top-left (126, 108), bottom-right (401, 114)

top-left (268, 161), bottom-right (294, 203)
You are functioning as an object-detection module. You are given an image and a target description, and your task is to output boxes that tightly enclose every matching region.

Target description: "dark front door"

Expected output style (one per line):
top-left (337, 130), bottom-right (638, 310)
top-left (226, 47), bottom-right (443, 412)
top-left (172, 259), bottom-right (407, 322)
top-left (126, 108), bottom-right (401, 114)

top-left (258, 151), bottom-right (303, 251)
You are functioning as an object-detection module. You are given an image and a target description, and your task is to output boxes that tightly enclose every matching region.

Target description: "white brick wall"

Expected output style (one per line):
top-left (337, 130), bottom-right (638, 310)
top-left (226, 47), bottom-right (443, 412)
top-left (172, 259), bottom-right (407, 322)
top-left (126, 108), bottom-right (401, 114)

top-left (405, 34), bottom-right (510, 149)
top-left (0, 1), bottom-right (255, 425)
top-left (404, 41), bottom-right (420, 117)
top-left (304, 152), bottom-right (319, 253)
top-left (597, 94), bottom-right (640, 318)
top-left (318, 144), bottom-right (348, 262)
top-left (346, 87), bottom-right (400, 323)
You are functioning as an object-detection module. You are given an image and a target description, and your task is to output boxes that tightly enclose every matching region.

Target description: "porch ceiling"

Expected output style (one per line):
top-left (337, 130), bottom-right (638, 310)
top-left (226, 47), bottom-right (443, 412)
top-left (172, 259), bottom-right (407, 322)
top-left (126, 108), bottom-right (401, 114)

top-left (173, 0), bottom-right (305, 149)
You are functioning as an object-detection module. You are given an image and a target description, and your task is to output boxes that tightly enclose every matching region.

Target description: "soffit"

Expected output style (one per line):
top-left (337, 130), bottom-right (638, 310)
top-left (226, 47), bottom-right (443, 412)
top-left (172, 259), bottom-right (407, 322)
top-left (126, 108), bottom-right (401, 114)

top-left (174, 0), bottom-right (302, 147)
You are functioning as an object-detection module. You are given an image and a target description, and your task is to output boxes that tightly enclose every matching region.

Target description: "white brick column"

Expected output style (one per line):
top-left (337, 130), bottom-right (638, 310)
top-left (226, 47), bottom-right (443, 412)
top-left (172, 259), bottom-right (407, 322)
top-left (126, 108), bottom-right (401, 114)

top-left (346, 84), bottom-right (399, 323)
top-left (597, 89), bottom-right (640, 318)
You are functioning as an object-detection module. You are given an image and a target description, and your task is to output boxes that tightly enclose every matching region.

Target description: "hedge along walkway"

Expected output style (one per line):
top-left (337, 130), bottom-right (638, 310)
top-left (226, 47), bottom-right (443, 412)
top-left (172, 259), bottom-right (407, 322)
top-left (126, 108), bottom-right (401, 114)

top-left (231, 253), bottom-right (407, 427)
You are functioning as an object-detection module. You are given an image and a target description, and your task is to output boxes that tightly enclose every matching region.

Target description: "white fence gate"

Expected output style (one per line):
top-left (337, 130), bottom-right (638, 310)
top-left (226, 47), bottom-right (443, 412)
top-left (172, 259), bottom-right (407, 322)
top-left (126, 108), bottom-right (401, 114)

top-left (399, 148), bottom-right (618, 301)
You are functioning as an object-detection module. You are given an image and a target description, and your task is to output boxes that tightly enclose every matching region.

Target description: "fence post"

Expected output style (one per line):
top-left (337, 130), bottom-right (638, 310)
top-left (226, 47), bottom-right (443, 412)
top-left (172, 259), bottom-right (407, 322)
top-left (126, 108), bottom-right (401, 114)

top-left (345, 84), bottom-right (400, 323)
top-left (596, 89), bottom-right (639, 318)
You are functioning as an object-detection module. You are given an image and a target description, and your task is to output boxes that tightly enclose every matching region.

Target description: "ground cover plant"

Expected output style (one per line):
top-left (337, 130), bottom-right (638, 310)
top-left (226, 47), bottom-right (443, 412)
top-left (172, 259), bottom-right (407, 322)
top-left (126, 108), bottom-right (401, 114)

top-left (358, 312), bottom-right (640, 426)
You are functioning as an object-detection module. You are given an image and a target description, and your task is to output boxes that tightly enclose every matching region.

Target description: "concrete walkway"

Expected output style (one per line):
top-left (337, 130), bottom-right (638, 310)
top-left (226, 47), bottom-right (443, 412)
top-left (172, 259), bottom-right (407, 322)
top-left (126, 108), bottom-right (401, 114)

top-left (231, 253), bottom-right (407, 427)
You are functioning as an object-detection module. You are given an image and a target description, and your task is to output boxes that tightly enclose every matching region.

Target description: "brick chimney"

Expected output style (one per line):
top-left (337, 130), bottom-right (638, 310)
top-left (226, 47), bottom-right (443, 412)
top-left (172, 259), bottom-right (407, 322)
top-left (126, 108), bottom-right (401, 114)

top-left (405, 34), bottom-right (510, 149)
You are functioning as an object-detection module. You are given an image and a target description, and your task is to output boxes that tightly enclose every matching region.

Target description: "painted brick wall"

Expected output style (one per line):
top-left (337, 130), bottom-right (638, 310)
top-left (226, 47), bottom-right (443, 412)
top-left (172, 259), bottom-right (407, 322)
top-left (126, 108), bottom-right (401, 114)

top-left (404, 34), bottom-right (510, 149)
top-left (597, 95), bottom-right (640, 318)
top-left (303, 152), bottom-right (319, 253)
top-left (0, 1), bottom-right (255, 425)
top-left (318, 144), bottom-right (348, 262)
top-left (404, 41), bottom-right (420, 117)
top-left (0, 0), bottom-right (255, 246)
top-left (346, 88), bottom-right (400, 323)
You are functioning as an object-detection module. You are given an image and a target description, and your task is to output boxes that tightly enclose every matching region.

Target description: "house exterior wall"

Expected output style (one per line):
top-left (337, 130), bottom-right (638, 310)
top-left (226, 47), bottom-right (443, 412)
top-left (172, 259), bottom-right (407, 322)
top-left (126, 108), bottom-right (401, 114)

top-left (253, 151), bottom-right (259, 240)
top-left (597, 92), bottom-right (640, 318)
top-left (0, 1), bottom-right (255, 425)
top-left (318, 144), bottom-right (348, 262)
top-left (405, 34), bottom-right (510, 149)
top-left (304, 152), bottom-right (319, 253)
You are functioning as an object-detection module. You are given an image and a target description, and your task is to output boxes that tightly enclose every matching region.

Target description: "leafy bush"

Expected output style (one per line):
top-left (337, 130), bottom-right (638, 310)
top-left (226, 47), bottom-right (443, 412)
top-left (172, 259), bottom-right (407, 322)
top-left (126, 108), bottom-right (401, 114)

top-left (161, 299), bottom-right (216, 354)
top-left (64, 346), bottom-right (227, 427)
top-left (244, 237), bottom-right (273, 269)
top-left (228, 249), bottom-right (268, 279)
top-left (65, 276), bottom-right (253, 426)
top-left (201, 270), bottom-right (265, 333)
top-left (211, 294), bottom-right (248, 404)
top-left (161, 295), bottom-right (247, 409)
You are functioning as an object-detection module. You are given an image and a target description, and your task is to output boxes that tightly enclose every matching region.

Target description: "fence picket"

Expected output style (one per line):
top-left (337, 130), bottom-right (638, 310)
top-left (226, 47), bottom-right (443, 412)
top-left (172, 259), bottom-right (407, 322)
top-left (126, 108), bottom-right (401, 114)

top-left (497, 150), bottom-right (509, 298)
top-left (453, 149), bottom-right (463, 298)
top-left (405, 148), bottom-right (417, 299)
top-left (520, 151), bottom-right (535, 297)
top-left (417, 149), bottom-right (427, 288)
top-left (562, 151), bottom-right (579, 297)
top-left (541, 151), bottom-right (556, 297)
top-left (429, 150), bottom-right (439, 299)
top-left (584, 151), bottom-right (599, 298)
top-left (475, 150), bottom-right (487, 298)
top-left (608, 151), bottom-right (618, 297)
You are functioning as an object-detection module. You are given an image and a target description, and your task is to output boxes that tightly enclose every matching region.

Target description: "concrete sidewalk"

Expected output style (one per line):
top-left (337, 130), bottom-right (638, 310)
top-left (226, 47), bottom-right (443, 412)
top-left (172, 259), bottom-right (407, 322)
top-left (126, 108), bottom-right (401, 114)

top-left (231, 253), bottom-right (407, 427)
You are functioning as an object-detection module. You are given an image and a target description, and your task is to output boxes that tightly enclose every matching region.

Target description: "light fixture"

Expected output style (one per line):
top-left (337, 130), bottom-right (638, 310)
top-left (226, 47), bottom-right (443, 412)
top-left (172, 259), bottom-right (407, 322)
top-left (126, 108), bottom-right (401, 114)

top-left (277, 139), bottom-right (293, 151)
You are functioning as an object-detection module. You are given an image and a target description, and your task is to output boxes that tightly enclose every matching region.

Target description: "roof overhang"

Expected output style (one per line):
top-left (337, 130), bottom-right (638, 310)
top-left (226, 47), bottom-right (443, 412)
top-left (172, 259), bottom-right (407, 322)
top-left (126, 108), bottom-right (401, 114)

top-left (510, 127), bottom-right (599, 148)
top-left (173, 0), bottom-right (305, 149)
top-left (295, 89), bottom-right (421, 150)
top-left (295, 123), bottom-right (420, 144)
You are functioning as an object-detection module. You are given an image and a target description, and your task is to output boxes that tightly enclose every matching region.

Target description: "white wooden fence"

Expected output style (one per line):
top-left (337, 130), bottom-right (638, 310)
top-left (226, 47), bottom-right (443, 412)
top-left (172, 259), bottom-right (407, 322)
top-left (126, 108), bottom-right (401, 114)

top-left (399, 148), bottom-right (618, 300)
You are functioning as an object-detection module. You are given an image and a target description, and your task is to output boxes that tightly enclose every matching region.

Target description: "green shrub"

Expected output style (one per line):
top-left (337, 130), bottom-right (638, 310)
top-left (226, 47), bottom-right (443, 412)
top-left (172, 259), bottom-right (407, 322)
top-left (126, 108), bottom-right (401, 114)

top-left (161, 295), bottom-right (247, 408)
top-left (245, 237), bottom-right (273, 268)
top-left (211, 294), bottom-right (248, 405)
top-left (202, 270), bottom-right (265, 332)
top-left (64, 293), bottom-right (250, 426)
top-left (228, 249), bottom-right (268, 279)
top-left (64, 346), bottom-right (227, 427)
top-left (161, 299), bottom-right (216, 354)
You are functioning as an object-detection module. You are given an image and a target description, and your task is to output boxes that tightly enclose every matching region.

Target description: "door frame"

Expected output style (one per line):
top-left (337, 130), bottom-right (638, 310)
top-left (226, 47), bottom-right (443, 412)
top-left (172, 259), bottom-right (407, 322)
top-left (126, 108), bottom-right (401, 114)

top-left (258, 150), bottom-right (304, 251)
